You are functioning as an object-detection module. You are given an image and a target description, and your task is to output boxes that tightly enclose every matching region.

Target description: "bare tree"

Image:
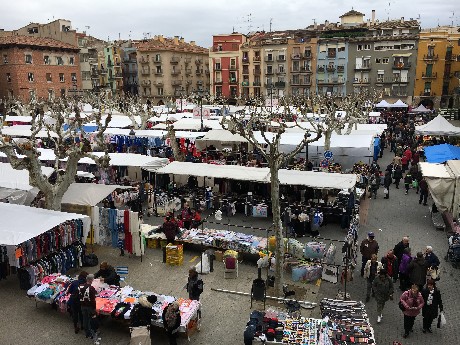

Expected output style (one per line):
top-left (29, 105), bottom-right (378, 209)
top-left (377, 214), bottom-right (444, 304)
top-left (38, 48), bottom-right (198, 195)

top-left (296, 90), bottom-right (380, 150)
top-left (224, 98), bottom-right (322, 296)
top-left (0, 95), bottom-right (114, 210)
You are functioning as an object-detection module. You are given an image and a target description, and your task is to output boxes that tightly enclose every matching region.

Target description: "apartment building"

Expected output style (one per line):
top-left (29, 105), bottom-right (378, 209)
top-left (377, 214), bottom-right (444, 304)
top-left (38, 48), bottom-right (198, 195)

top-left (135, 36), bottom-right (209, 104)
top-left (120, 43), bottom-right (139, 95)
top-left (414, 26), bottom-right (460, 108)
top-left (209, 33), bottom-right (246, 102)
top-left (77, 33), bottom-right (105, 93)
top-left (0, 36), bottom-right (81, 100)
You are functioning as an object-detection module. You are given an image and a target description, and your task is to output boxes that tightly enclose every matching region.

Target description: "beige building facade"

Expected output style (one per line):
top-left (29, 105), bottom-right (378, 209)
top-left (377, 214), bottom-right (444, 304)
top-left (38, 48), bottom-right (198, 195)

top-left (136, 36), bottom-right (209, 104)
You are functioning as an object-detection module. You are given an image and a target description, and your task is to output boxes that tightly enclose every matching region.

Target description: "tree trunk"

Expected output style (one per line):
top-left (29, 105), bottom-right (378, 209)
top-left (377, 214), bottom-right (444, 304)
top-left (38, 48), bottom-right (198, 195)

top-left (167, 124), bottom-right (185, 162)
top-left (270, 163), bottom-right (284, 297)
top-left (44, 193), bottom-right (64, 211)
top-left (324, 130), bottom-right (332, 151)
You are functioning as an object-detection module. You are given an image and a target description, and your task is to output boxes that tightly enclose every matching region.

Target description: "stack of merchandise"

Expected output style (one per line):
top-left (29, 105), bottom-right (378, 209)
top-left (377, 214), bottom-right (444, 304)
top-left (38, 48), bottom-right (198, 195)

top-left (320, 299), bottom-right (376, 345)
top-left (166, 244), bottom-right (184, 265)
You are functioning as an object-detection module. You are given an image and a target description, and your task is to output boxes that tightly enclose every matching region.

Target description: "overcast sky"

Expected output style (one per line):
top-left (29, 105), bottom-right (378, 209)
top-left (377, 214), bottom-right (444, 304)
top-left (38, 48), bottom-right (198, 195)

top-left (2, 0), bottom-right (459, 47)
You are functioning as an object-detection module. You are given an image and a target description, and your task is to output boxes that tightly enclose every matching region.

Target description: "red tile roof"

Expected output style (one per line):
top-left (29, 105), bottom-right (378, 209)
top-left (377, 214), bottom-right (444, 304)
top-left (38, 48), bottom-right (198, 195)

top-left (0, 35), bottom-right (79, 50)
top-left (136, 37), bottom-right (208, 54)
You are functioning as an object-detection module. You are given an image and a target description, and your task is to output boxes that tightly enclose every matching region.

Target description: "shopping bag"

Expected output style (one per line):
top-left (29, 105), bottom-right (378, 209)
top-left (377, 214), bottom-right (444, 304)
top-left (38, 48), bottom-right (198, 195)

top-left (440, 312), bottom-right (446, 327)
top-left (384, 187), bottom-right (389, 195)
top-left (412, 180), bottom-right (418, 188)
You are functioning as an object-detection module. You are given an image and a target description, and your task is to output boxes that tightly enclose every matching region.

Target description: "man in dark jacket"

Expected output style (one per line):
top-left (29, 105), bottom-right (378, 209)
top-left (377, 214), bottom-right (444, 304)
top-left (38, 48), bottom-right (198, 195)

top-left (421, 280), bottom-right (443, 333)
top-left (419, 178), bottom-right (429, 206)
top-left (404, 173), bottom-right (412, 195)
top-left (408, 252), bottom-right (428, 291)
top-left (393, 165), bottom-right (403, 188)
top-left (383, 171), bottom-right (392, 199)
top-left (381, 250), bottom-right (399, 282)
top-left (394, 236), bottom-right (410, 263)
top-left (94, 262), bottom-right (119, 286)
top-left (66, 271), bottom-right (88, 333)
top-left (78, 274), bottom-right (97, 339)
top-left (360, 232), bottom-right (379, 276)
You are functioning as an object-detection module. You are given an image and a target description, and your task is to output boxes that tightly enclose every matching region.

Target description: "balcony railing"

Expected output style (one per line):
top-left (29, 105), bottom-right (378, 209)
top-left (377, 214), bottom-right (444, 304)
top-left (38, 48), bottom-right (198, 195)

top-left (242, 56), bottom-right (249, 63)
top-left (184, 57), bottom-right (191, 63)
top-left (337, 66), bottom-right (345, 73)
top-left (420, 91), bottom-right (436, 96)
top-left (277, 56), bottom-right (286, 61)
top-left (195, 59), bottom-right (203, 64)
top-left (265, 69), bottom-right (274, 75)
top-left (140, 57), bottom-right (149, 64)
top-left (153, 58), bottom-right (162, 64)
top-left (301, 52), bottom-right (313, 59)
top-left (291, 67), bottom-right (300, 73)
top-left (115, 73), bottom-right (123, 78)
top-left (141, 80), bottom-right (151, 86)
top-left (355, 63), bottom-right (371, 70)
top-left (423, 54), bottom-right (438, 61)
top-left (317, 78), bottom-right (343, 84)
top-left (185, 68), bottom-right (192, 75)
top-left (275, 81), bottom-right (286, 88)
top-left (393, 62), bottom-right (412, 69)
top-left (291, 53), bottom-right (301, 60)
top-left (195, 69), bottom-right (203, 75)
top-left (253, 82), bottom-right (261, 86)
top-left (264, 56), bottom-right (274, 62)
top-left (229, 78), bottom-right (238, 84)
top-left (214, 80), bottom-right (223, 85)
top-left (170, 56), bottom-right (180, 63)
top-left (276, 70), bottom-right (286, 75)
top-left (171, 70), bottom-right (181, 75)
top-left (253, 56), bottom-right (261, 62)
top-left (353, 78), bottom-right (371, 84)
top-left (171, 80), bottom-right (182, 86)
top-left (242, 81), bottom-right (250, 86)
top-left (229, 65), bottom-right (237, 70)
top-left (422, 72), bottom-right (437, 79)
top-left (376, 76), bottom-right (410, 83)
top-left (253, 69), bottom-right (261, 75)
top-left (326, 66), bottom-right (336, 72)
top-left (317, 66), bottom-right (325, 73)
top-left (300, 66), bottom-right (311, 73)
top-left (141, 69), bottom-right (150, 75)
top-left (154, 70), bottom-right (163, 76)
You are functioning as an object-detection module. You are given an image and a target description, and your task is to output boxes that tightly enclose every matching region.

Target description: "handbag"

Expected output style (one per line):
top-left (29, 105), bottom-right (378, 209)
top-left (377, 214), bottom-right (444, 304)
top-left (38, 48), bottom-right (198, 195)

top-left (428, 267), bottom-right (440, 281)
top-left (398, 301), bottom-right (406, 311)
top-left (437, 312), bottom-right (446, 328)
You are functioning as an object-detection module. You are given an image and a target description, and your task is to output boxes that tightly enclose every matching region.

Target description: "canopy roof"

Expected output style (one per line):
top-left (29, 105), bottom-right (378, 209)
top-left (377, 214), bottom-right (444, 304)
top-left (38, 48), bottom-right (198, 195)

top-left (375, 100), bottom-right (392, 108)
top-left (410, 104), bottom-right (431, 113)
top-left (415, 115), bottom-right (460, 136)
top-left (392, 99), bottom-right (408, 107)
top-left (1, 125), bottom-right (58, 138)
top-left (170, 118), bottom-right (223, 131)
top-left (156, 161), bottom-right (357, 189)
top-left (424, 143), bottom-right (460, 163)
top-left (0, 203), bottom-right (90, 246)
top-left (61, 183), bottom-right (130, 207)
top-left (0, 162), bottom-right (54, 191)
top-left (195, 130), bottom-right (248, 150)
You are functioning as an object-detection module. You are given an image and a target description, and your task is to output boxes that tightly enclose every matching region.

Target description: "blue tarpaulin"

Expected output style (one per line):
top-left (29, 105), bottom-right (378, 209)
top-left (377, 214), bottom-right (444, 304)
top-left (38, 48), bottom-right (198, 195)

top-left (424, 143), bottom-right (460, 163)
top-left (373, 137), bottom-right (381, 161)
top-left (62, 124), bottom-right (98, 132)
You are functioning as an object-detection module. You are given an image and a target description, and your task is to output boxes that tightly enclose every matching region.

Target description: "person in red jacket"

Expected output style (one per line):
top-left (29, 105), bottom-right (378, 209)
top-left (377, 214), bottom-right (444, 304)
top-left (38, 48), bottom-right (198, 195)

top-left (400, 284), bottom-right (425, 338)
top-left (401, 155), bottom-right (409, 172)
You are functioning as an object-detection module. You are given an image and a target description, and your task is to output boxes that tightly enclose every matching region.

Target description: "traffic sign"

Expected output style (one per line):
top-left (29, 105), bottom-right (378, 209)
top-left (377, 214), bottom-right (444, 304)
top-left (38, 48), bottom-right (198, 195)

top-left (324, 150), bottom-right (333, 160)
top-left (320, 159), bottom-right (329, 168)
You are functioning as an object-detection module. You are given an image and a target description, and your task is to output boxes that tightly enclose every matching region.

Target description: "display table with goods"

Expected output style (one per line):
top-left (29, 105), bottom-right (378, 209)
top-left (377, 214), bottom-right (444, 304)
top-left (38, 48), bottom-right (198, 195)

top-left (27, 273), bottom-right (201, 336)
top-left (246, 305), bottom-right (376, 345)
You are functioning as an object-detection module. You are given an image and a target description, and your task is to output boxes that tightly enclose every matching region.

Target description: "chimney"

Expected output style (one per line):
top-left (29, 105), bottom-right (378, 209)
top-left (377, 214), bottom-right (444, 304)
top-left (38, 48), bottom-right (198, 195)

top-left (314, 20), bottom-right (317, 30)
top-left (173, 36), bottom-right (179, 45)
top-left (158, 35), bottom-right (164, 42)
top-left (401, 17), bottom-right (404, 23)
top-left (190, 40), bottom-right (195, 46)
top-left (325, 20), bottom-right (329, 27)
top-left (180, 37), bottom-right (184, 43)
top-left (372, 10), bottom-right (375, 25)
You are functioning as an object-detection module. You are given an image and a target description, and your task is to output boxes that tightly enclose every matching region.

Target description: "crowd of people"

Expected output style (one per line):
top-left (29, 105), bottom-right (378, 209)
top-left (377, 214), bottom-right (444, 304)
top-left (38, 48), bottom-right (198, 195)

top-left (361, 230), bottom-right (444, 338)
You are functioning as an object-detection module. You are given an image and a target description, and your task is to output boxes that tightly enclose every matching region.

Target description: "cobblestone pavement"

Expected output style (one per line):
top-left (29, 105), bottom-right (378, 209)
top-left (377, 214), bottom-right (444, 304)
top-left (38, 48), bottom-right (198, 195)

top-left (0, 146), bottom-right (458, 345)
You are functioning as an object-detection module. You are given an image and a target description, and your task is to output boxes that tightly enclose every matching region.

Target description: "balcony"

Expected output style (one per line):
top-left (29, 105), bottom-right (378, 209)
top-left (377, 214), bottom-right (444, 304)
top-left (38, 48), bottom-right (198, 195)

top-left (300, 79), bottom-right (311, 86)
top-left (115, 73), bottom-right (123, 78)
top-left (265, 69), bottom-right (274, 75)
top-left (154, 70), bottom-right (163, 76)
top-left (300, 66), bottom-right (311, 73)
top-left (185, 68), bottom-right (192, 75)
top-left (229, 64), bottom-right (237, 70)
top-left (229, 78), bottom-right (238, 84)
top-left (327, 53), bottom-right (337, 59)
top-left (290, 79), bottom-right (300, 86)
top-left (171, 80), bottom-right (182, 86)
top-left (445, 53), bottom-right (457, 62)
top-left (141, 68), bottom-right (150, 75)
top-left (242, 56), bottom-right (249, 64)
top-left (392, 62), bottom-right (412, 69)
top-left (291, 53), bottom-right (301, 60)
top-left (253, 69), bottom-right (261, 75)
top-left (88, 57), bottom-right (98, 64)
top-left (275, 81), bottom-right (286, 88)
top-left (276, 70), bottom-right (286, 75)
top-left (264, 56), bottom-right (274, 62)
top-left (422, 72), bottom-right (438, 79)
top-left (317, 66), bottom-right (325, 73)
top-left (141, 80), bottom-right (151, 86)
top-left (326, 66), bottom-right (336, 72)
top-left (195, 59), bottom-right (203, 65)
top-left (214, 79), bottom-right (223, 85)
top-left (242, 68), bottom-right (249, 75)
top-left (353, 78), bottom-right (371, 84)
top-left (253, 56), bottom-right (261, 62)
top-left (242, 81), bottom-right (250, 86)
top-left (301, 52), bottom-right (313, 60)
top-left (107, 60), bottom-right (114, 67)
top-left (140, 57), bottom-right (149, 64)
top-left (214, 65), bottom-right (221, 71)
top-left (170, 56), bottom-right (180, 64)
top-left (337, 65), bottom-right (345, 73)
top-left (420, 91), bottom-right (436, 97)
top-left (100, 68), bottom-right (108, 74)
top-left (317, 78), bottom-right (343, 85)
top-left (291, 67), bottom-right (300, 73)
top-left (277, 55), bottom-right (286, 62)
top-left (197, 80), bottom-right (203, 86)
top-left (423, 54), bottom-right (438, 61)
top-left (195, 69), bottom-right (203, 75)
top-left (375, 76), bottom-right (409, 83)
top-left (153, 58), bottom-right (162, 64)
top-left (355, 63), bottom-right (371, 70)
top-left (253, 82), bottom-right (261, 86)
top-left (154, 81), bottom-right (164, 87)
top-left (205, 69), bottom-right (210, 75)
top-left (171, 70), bottom-right (181, 76)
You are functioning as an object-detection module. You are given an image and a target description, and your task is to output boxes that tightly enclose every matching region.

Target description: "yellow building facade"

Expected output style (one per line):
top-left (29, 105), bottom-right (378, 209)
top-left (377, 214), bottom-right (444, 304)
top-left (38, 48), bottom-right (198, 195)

top-left (414, 26), bottom-right (460, 108)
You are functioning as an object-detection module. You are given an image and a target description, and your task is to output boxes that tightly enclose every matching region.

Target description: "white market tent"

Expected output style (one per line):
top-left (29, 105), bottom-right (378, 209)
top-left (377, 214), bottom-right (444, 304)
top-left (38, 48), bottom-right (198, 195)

top-left (155, 161), bottom-right (357, 190)
top-left (168, 118), bottom-right (223, 131)
top-left (411, 104), bottom-right (431, 113)
top-left (1, 125), bottom-right (58, 138)
top-left (375, 100), bottom-right (392, 108)
top-left (4, 115), bottom-right (33, 123)
top-left (369, 112), bottom-right (381, 117)
top-left (419, 161), bottom-right (460, 217)
top-left (391, 99), bottom-right (409, 108)
top-left (0, 162), bottom-right (53, 191)
top-left (61, 183), bottom-right (129, 207)
top-left (0, 203), bottom-right (90, 246)
top-left (195, 130), bottom-right (248, 150)
top-left (415, 115), bottom-right (460, 136)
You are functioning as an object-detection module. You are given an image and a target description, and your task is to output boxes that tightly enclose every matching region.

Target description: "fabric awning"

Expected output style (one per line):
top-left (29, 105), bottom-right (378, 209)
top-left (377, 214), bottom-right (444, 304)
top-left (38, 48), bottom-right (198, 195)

top-left (0, 162), bottom-right (54, 191)
top-left (415, 115), bottom-right (460, 136)
top-left (424, 144), bottom-right (460, 163)
top-left (278, 170), bottom-right (357, 189)
top-left (61, 183), bottom-right (130, 207)
top-left (195, 129), bottom-right (248, 150)
top-left (0, 203), bottom-right (90, 246)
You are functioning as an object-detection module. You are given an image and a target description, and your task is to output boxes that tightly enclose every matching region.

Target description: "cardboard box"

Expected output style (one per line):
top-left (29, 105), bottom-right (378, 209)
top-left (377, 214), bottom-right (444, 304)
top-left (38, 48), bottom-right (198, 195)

top-left (215, 250), bottom-right (223, 262)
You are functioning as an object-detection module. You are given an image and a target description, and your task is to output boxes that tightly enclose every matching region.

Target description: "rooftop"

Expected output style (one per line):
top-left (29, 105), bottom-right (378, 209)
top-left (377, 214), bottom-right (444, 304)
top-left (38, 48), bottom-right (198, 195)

top-left (340, 9), bottom-right (365, 18)
top-left (0, 35), bottom-right (79, 50)
top-left (136, 36), bottom-right (208, 54)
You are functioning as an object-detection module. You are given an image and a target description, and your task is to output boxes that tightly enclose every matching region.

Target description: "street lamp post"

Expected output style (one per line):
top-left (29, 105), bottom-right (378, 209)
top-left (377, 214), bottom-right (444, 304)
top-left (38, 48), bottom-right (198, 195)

top-left (304, 131), bottom-right (312, 171)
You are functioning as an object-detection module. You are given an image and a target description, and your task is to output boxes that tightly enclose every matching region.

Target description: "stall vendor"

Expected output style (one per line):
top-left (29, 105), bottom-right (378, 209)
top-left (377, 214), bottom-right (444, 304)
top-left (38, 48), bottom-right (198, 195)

top-left (94, 262), bottom-right (120, 286)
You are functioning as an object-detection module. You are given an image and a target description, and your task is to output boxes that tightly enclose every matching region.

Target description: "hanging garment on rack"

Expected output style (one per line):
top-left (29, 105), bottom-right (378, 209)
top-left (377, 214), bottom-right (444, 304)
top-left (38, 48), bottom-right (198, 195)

top-left (124, 209), bottom-right (133, 254)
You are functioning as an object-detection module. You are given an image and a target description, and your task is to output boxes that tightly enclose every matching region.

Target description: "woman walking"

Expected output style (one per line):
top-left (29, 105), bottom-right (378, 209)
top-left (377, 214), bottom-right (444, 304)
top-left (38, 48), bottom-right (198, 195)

top-left (421, 280), bottom-right (443, 333)
top-left (162, 301), bottom-right (181, 345)
top-left (400, 284), bottom-right (424, 338)
top-left (399, 248), bottom-right (412, 291)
